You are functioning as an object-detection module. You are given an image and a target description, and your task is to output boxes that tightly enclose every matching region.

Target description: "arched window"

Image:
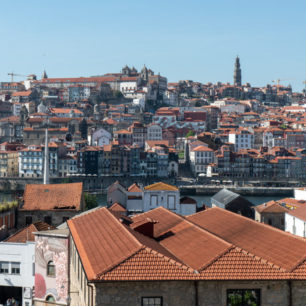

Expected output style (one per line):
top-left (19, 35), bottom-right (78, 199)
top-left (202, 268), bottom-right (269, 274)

top-left (46, 295), bottom-right (55, 302)
top-left (47, 261), bottom-right (55, 277)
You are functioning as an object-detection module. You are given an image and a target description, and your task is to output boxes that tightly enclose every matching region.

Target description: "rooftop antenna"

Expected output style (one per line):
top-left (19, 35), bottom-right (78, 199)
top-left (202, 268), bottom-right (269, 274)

top-left (43, 120), bottom-right (49, 184)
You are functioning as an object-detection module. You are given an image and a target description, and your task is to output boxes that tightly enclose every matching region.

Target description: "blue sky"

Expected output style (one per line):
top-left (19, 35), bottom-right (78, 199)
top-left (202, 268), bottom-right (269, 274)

top-left (1, 0), bottom-right (305, 91)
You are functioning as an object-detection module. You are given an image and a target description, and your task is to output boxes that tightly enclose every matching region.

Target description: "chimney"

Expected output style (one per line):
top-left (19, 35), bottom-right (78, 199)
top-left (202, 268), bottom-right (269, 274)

top-left (130, 218), bottom-right (157, 238)
top-left (43, 127), bottom-right (49, 184)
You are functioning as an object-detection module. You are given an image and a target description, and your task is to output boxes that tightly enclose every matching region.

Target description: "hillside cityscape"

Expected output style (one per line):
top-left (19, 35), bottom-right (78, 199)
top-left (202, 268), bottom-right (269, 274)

top-left (0, 57), bottom-right (306, 305)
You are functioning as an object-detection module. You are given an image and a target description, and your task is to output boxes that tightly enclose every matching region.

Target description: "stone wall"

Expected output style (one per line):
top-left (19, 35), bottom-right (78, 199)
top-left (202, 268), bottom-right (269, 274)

top-left (91, 280), bottom-right (306, 306)
top-left (17, 210), bottom-right (78, 228)
top-left (95, 281), bottom-right (196, 306)
top-left (292, 281), bottom-right (306, 306)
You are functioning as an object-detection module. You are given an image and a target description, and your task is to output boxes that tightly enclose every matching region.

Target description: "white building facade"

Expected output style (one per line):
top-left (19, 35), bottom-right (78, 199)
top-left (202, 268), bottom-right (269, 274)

top-left (0, 242), bottom-right (35, 306)
top-left (229, 130), bottom-right (254, 151)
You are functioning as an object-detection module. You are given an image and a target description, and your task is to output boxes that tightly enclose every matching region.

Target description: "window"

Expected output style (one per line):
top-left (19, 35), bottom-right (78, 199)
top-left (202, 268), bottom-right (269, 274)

top-left (11, 262), bottom-right (20, 274)
top-left (0, 262), bottom-right (9, 273)
top-left (142, 297), bottom-right (162, 306)
top-left (25, 216), bottom-right (32, 225)
top-left (227, 289), bottom-right (261, 306)
top-left (167, 195), bottom-right (175, 210)
top-left (47, 261), bottom-right (55, 277)
top-left (150, 195), bottom-right (158, 206)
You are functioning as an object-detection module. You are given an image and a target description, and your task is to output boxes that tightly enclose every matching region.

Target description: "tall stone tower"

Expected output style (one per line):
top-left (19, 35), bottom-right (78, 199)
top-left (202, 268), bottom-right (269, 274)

top-left (234, 56), bottom-right (242, 86)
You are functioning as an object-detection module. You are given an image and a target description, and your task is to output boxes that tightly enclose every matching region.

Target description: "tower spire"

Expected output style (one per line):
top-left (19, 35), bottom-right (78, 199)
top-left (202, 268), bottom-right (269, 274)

top-left (234, 56), bottom-right (242, 86)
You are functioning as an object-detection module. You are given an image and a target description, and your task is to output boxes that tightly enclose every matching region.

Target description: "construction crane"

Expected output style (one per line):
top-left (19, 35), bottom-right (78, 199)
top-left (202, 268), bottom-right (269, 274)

top-left (272, 79), bottom-right (294, 86)
top-left (7, 72), bottom-right (28, 83)
top-left (272, 78), bottom-right (295, 93)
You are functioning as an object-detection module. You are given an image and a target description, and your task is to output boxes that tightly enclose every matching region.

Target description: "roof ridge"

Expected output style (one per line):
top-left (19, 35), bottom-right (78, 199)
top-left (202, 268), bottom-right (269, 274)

top-left (97, 247), bottom-right (145, 279)
top-left (184, 214), bottom-right (232, 248)
top-left (100, 246), bottom-right (195, 280)
top-left (290, 257), bottom-right (306, 273)
top-left (69, 208), bottom-right (143, 280)
top-left (198, 245), bottom-right (236, 271)
top-left (106, 207), bottom-right (143, 249)
top-left (143, 246), bottom-right (195, 273)
top-left (233, 246), bottom-right (286, 272)
top-left (189, 207), bottom-right (306, 271)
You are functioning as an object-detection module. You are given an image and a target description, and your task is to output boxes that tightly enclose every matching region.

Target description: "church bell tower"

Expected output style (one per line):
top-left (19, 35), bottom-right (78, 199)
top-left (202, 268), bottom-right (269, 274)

top-left (234, 56), bottom-right (242, 86)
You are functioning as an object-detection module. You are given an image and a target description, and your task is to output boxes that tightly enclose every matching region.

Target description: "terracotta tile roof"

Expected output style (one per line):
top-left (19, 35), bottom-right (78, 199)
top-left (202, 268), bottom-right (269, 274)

top-left (128, 183), bottom-right (142, 193)
top-left (101, 248), bottom-right (193, 281)
top-left (132, 207), bottom-right (183, 238)
top-left (255, 201), bottom-right (288, 213)
top-left (109, 202), bottom-right (126, 212)
top-left (144, 182), bottom-right (178, 191)
top-left (5, 222), bottom-right (55, 243)
top-left (11, 91), bottom-right (32, 97)
top-left (187, 207), bottom-right (306, 272)
top-left (50, 108), bottom-right (83, 114)
top-left (200, 247), bottom-right (289, 279)
top-left (192, 145), bottom-right (214, 152)
top-left (287, 206), bottom-right (306, 221)
top-left (22, 183), bottom-right (83, 211)
top-left (68, 206), bottom-right (306, 281)
top-left (159, 218), bottom-right (232, 271)
top-left (68, 207), bottom-right (144, 280)
top-left (145, 140), bottom-right (169, 148)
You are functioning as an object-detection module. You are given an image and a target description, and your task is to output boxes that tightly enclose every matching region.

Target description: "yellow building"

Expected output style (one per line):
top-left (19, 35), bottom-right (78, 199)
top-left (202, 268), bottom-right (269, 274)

top-left (0, 151), bottom-right (19, 177)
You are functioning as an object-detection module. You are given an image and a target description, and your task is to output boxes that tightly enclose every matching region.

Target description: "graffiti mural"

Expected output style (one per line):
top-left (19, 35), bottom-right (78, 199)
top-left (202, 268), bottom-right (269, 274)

top-left (35, 235), bottom-right (69, 303)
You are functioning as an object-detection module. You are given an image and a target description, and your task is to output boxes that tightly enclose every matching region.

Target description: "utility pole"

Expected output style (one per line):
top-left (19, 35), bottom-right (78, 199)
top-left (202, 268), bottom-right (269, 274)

top-left (43, 124), bottom-right (49, 184)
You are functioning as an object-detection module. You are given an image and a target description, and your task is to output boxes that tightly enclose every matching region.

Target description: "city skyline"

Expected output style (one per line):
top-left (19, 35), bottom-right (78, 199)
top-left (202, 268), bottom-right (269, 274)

top-left (0, 0), bottom-right (306, 91)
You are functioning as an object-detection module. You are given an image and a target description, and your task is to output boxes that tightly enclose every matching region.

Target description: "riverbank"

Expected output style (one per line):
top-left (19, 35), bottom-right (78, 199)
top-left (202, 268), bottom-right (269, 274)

top-left (0, 177), bottom-right (298, 198)
top-left (179, 185), bottom-right (294, 196)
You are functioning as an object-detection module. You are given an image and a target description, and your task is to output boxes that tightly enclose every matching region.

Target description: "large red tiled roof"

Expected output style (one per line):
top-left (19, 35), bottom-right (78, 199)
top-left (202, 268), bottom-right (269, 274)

top-left (159, 218), bottom-right (232, 271)
top-left (22, 183), bottom-right (83, 211)
top-left (132, 207), bottom-right (182, 238)
top-left (187, 207), bottom-right (306, 272)
top-left (68, 208), bottom-right (143, 280)
top-left (68, 206), bottom-right (306, 281)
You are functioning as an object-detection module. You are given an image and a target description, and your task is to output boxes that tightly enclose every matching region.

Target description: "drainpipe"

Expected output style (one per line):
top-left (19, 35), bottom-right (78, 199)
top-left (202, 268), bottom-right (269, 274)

top-left (194, 280), bottom-right (199, 306)
top-left (88, 283), bottom-right (95, 306)
top-left (288, 280), bottom-right (292, 306)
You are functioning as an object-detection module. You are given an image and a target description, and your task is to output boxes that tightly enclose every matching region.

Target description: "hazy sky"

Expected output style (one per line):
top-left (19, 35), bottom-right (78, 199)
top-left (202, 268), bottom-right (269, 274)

top-left (1, 0), bottom-right (305, 91)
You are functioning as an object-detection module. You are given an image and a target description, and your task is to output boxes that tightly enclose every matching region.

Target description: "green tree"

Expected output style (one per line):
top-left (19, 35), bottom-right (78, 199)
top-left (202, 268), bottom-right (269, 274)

top-left (113, 90), bottom-right (123, 99)
top-left (84, 193), bottom-right (98, 210)
top-left (186, 130), bottom-right (195, 138)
